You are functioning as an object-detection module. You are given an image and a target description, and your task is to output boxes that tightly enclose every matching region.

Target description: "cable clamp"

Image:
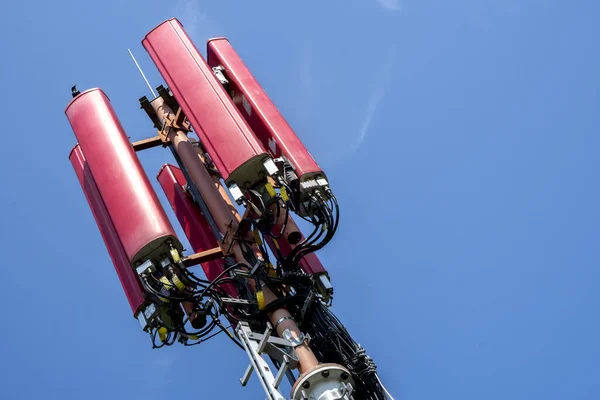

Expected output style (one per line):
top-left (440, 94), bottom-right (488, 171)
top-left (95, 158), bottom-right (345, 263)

top-left (282, 329), bottom-right (306, 348)
top-left (274, 316), bottom-right (294, 331)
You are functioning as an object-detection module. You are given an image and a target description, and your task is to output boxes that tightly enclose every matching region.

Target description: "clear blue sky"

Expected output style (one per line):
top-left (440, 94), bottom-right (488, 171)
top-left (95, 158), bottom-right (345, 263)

top-left (0, 0), bottom-right (598, 399)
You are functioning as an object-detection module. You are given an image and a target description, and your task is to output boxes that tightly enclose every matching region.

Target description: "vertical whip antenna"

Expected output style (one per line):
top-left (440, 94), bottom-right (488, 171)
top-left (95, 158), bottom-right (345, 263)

top-left (127, 48), bottom-right (157, 98)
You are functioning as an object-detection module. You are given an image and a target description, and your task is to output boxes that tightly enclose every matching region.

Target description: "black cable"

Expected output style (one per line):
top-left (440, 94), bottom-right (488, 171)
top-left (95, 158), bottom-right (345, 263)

top-left (268, 200), bottom-right (290, 240)
top-left (210, 312), bottom-right (244, 350)
top-left (183, 325), bottom-right (226, 346)
top-left (303, 301), bottom-right (386, 400)
top-left (187, 263), bottom-right (245, 299)
top-left (151, 328), bottom-right (167, 349)
top-left (287, 193), bottom-right (339, 269)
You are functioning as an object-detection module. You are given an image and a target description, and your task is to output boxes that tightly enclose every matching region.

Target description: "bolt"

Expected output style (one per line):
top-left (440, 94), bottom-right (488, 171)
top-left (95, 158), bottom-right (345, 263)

top-left (303, 381), bottom-right (310, 389)
top-left (341, 372), bottom-right (349, 380)
top-left (321, 370), bottom-right (330, 378)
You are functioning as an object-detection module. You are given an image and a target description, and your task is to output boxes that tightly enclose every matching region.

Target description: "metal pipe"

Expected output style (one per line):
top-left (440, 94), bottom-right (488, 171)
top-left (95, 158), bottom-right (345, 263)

top-left (192, 143), bottom-right (241, 221)
top-left (193, 145), bottom-right (262, 244)
top-left (191, 129), bottom-right (320, 372)
top-left (270, 202), bottom-right (301, 245)
top-left (262, 287), bottom-right (319, 374)
top-left (150, 98), bottom-right (247, 263)
top-left (150, 96), bottom-right (319, 375)
top-left (167, 143), bottom-right (223, 241)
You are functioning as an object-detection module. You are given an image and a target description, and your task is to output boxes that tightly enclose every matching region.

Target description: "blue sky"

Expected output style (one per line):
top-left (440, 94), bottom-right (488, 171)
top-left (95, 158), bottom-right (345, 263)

top-left (0, 0), bottom-right (598, 399)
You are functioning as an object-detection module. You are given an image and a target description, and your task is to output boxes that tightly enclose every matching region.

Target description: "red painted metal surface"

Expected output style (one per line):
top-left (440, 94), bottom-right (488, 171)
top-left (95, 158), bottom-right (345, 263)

top-left (65, 88), bottom-right (182, 265)
top-left (206, 38), bottom-right (323, 183)
top-left (143, 19), bottom-right (268, 186)
top-left (70, 145), bottom-right (146, 315)
top-left (157, 164), bottom-right (237, 298)
top-left (299, 253), bottom-right (327, 275)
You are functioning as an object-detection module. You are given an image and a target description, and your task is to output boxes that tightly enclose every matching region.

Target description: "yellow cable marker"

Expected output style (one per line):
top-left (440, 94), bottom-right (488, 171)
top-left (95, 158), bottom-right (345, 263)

top-left (171, 274), bottom-right (186, 291)
top-left (160, 276), bottom-right (173, 290)
top-left (280, 186), bottom-right (289, 202)
top-left (158, 326), bottom-right (168, 342)
top-left (170, 248), bottom-right (181, 263)
top-left (256, 291), bottom-right (265, 310)
top-left (265, 183), bottom-right (276, 198)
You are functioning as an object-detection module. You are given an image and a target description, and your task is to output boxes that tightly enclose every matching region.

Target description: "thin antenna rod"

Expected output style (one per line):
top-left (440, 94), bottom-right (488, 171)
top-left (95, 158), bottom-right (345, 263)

top-left (128, 48), bottom-right (157, 98)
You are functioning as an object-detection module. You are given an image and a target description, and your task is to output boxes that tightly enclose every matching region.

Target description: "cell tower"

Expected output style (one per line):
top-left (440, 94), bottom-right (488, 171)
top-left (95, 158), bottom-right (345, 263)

top-left (67, 18), bottom-right (392, 400)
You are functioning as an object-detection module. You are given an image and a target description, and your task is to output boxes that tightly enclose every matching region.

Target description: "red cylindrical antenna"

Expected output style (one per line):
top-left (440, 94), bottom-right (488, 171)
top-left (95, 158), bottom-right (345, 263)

top-left (143, 19), bottom-right (271, 193)
top-left (69, 145), bottom-right (146, 315)
top-left (65, 88), bottom-right (182, 266)
top-left (206, 38), bottom-right (328, 197)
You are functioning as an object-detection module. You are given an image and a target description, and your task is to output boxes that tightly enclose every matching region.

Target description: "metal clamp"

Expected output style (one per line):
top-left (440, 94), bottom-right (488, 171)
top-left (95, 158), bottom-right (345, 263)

top-left (282, 329), bottom-right (306, 348)
top-left (212, 66), bottom-right (229, 85)
top-left (274, 316), bottom-right (295, 330)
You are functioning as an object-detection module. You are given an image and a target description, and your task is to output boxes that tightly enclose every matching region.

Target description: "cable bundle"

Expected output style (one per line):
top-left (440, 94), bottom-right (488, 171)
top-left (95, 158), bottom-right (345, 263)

top-left (283, 191), bottom-right (339, 270)
top-left (303, 301), bottom-right (387, 400)
top-left (142, 263), bottom-right (247, 349)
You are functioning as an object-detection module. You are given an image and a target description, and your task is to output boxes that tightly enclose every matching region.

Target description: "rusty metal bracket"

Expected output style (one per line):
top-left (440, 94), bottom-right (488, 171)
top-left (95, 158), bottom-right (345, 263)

top-left (132, 136), bottom-right (163, 151)
top-left (153, 106), bottom-right (191, 146)
top-left (163, 106), bottom-right (191, 132)
top-left (182, 247), bottom-right (225, 267)
top-left (157, 84), bottom-right (179, 112)
top-left (134, 93), bottom-right (193, 152)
